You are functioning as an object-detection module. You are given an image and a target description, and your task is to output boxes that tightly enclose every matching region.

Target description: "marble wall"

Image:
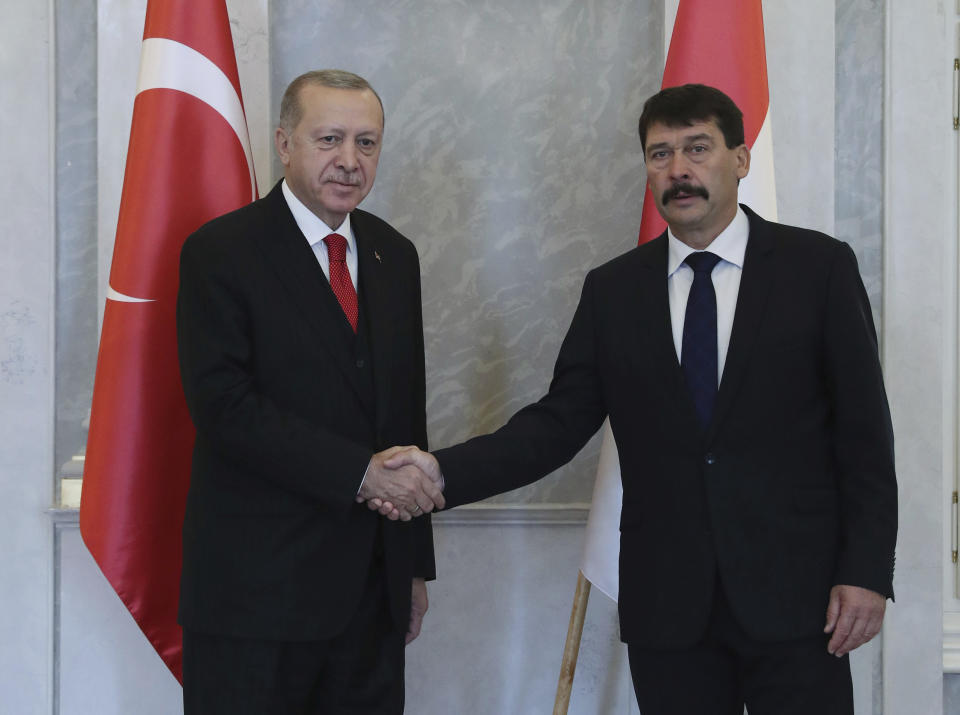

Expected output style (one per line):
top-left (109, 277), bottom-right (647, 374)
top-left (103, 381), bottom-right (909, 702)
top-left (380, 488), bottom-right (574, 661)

top-left (834, 1), bottom-right (886, 710)
top-left (764, 0), bottom-right (836, 236)
top-left (835, 0), bottom-right (884, 328)
top-left (55, 0), bottom-right (99, 478)
top-left (272, 0), bottom-right (662, 505)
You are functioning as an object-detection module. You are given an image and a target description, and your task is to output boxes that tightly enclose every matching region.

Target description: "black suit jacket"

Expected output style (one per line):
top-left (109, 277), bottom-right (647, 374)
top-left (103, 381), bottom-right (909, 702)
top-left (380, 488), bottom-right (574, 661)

top-left (176, 181), bottom-right (434, 641)
top-left (435, 206), bottom-right (896, 648)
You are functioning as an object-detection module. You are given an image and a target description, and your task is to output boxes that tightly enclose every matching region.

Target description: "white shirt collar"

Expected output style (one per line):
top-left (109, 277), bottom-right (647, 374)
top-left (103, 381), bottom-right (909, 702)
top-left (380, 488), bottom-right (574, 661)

top-left (666, 205), bottom-right (749, 276)
top-left (281, 179), bottom-right (356, 254)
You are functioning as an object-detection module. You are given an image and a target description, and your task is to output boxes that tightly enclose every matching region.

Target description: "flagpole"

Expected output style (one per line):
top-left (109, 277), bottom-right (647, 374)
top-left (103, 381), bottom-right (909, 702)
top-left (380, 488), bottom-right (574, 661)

top-left (553, 571), bottom-right (591, 714)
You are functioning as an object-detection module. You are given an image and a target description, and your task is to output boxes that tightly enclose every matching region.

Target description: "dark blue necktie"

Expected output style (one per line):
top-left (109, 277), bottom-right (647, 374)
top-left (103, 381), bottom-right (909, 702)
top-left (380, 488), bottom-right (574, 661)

top-left (681, 251), bottom-right (722, 428)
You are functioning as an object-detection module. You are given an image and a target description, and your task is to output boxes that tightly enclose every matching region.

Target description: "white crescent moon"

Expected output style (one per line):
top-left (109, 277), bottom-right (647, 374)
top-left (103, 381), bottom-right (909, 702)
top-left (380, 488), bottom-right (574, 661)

top-left (137, 37), bottom-right (256, 201)
top-left (109, 37), bottom-right (258, 304)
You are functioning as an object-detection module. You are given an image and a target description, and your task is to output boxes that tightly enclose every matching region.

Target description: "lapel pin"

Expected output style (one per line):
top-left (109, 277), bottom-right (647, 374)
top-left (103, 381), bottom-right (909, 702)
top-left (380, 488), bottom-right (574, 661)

top-left (374, 250), bottom-right (382, 263)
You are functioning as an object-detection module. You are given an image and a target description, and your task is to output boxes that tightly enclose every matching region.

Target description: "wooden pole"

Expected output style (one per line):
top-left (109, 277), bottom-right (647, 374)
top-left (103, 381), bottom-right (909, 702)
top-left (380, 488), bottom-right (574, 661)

top-left (553, 571), bottom-right (591, 715)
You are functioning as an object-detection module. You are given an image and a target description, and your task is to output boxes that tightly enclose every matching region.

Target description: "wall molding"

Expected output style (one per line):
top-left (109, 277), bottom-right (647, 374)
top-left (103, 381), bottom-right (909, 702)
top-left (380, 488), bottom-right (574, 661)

top-left (51, 503), bottom-right (592, 528)
top-left (433, 503), bottom-right (590, 526)
top-left (946, 613), bottom-right (960, 673)
top-left (49, 508), bottom-right (81, 526)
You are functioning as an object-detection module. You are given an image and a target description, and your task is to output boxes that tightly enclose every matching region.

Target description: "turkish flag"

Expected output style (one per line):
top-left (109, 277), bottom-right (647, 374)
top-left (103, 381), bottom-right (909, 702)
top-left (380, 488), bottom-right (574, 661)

top-left (581, 0), bottom-right (777, 601)
top-left (80, 0), bottom-right (256, 681)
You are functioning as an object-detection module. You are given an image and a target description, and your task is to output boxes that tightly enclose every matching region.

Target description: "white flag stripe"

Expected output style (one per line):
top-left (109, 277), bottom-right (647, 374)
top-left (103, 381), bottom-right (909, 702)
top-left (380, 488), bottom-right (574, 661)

top-left (738, 112), bottom-right (778, 222)
top-left (580, 419), bottom-right (622, 601)
top-left (138, 38), bottom-right (256, 202)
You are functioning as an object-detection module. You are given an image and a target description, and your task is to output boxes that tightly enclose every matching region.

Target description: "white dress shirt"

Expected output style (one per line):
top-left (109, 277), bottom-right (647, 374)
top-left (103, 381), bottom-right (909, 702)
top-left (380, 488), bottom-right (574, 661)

top-left (666, 206), bottom-right (749, 383)
top-left (281, 179), bottom-right (359, 292)
top-left (282, 180), bottom-right (367, 491)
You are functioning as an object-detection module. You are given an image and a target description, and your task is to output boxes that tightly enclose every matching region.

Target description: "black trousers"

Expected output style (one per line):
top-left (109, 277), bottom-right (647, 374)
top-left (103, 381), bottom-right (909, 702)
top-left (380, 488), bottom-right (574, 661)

top-left (182, 557), bottom-right (405, 715)
top-left (628, 584), bottom-right (853, 715)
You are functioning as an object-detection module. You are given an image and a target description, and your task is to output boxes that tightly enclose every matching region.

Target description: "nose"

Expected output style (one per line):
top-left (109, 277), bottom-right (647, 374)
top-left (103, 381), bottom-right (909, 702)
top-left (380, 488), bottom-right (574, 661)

top-left (667, 152), bottom-right (690, 180)
top-left (336, 141), bottom-right (359, 172)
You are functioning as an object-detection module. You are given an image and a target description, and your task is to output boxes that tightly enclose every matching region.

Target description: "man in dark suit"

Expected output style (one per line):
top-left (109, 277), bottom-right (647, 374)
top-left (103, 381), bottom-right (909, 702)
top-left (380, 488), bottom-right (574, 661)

top-left (176, 69), bottom-right (444, 714)
top-left (377, 84), bottom-right (897, 714)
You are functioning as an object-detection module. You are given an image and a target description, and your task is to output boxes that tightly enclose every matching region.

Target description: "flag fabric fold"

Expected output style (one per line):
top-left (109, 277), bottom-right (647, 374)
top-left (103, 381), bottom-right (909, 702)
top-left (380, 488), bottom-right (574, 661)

top-left (580, 0), bottom-right (777, 601)
top-left (80, 0), bottom-right (256, 681)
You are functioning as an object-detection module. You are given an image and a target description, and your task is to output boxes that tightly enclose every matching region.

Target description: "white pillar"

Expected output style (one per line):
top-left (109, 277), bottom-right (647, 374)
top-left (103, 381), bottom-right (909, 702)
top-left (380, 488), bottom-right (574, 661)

top-left (882, 1), bottom-right (951, 713)
top-left (0, 1), bottom-right (55, 712)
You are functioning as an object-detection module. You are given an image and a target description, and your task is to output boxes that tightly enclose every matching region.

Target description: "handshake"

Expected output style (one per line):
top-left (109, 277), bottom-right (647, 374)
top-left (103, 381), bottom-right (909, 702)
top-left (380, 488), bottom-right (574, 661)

top-left (357, 446), bottom-right (445, 521)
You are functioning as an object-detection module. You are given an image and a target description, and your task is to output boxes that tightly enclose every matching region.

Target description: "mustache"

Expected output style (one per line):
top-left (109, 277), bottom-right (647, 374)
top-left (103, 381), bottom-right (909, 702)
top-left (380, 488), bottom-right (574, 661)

top-left (662, 183), bottom-right (709, 205)
top-left (323, 172), bottom-right (361, 186)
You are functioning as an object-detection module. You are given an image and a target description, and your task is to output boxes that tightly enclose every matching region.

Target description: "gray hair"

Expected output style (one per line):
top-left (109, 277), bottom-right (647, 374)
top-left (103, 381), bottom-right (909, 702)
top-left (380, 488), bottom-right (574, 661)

top-left (278, 69), bottom-right (385, 133)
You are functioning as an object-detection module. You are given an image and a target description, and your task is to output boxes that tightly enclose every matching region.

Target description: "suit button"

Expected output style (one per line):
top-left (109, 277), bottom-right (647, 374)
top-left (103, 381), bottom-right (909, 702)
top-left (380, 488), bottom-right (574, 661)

top-left (704, 453), bottom-right (716, 465)
top-left (356, 358), bottom-right (365, 368)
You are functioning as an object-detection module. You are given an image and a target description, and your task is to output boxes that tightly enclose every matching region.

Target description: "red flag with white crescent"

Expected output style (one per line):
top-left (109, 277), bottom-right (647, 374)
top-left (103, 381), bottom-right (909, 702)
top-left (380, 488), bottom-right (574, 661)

top-left (582, 0), bottom-right (776, 601)
top-left (80, 0), bottom-right (256, 681)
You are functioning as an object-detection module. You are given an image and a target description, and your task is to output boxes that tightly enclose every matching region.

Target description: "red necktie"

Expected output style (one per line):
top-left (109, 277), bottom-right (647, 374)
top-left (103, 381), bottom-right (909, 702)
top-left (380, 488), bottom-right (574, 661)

top-left (323, 233), bottom-right (358, 333)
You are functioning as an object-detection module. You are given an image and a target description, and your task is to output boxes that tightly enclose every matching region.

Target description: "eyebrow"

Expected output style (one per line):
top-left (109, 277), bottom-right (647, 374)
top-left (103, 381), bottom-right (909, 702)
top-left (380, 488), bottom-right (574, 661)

top-left (647, 133), bottom-right (715, 152)
top-left (309, 125), bottom-right (381, 137)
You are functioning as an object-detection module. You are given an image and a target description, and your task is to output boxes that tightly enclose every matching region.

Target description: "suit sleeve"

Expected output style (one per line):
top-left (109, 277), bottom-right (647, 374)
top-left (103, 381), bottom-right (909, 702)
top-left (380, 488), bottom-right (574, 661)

top-left (407, 243), bottom-right (436, 580)
top-left (435, 271), bottom-right (608, 508)
top-left (176, 233), bottom-right (372, 511)
top-left (823, 242), bottom-right (898, 598)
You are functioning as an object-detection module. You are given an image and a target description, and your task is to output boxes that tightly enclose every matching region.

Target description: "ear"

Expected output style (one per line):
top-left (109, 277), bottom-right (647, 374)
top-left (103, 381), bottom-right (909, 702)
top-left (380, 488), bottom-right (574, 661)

top-left (736, 144), bottom-right (750, 180)
top-left (274, 126), bottom-right (292, 166)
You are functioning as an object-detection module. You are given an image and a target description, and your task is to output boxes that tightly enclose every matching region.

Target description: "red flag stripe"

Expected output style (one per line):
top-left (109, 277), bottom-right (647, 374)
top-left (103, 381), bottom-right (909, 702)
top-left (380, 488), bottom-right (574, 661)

top-left (663, 0), bottom-right (769, 147)
top-left (639, 0), bottom-right (770, 244)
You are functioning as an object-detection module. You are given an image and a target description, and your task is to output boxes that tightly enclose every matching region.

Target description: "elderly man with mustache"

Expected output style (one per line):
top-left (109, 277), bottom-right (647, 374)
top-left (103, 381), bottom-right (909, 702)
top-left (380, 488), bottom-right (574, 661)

top-left (175, 69), bottom-right (442, 715)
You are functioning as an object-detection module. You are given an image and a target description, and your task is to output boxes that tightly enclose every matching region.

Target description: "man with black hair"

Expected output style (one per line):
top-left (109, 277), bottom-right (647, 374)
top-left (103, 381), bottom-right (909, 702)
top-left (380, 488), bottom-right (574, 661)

top-left (380, 84), bottom-right (897, 714)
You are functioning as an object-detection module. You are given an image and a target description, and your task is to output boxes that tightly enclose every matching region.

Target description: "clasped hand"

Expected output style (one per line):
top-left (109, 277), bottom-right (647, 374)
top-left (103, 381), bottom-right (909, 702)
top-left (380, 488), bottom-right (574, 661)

top-left (357, 446), bottom-right (444, 521)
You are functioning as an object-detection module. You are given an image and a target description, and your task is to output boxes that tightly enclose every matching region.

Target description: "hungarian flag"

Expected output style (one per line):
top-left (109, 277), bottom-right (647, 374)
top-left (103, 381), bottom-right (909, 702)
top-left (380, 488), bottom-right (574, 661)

top-left (580, 0), bottom-right (777, 601)
top-left (79, 0), bottom-right (256, 681)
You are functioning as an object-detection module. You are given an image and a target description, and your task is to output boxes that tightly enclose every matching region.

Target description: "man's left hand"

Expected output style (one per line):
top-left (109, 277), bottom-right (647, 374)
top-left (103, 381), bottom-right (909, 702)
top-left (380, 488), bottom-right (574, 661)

top-left (407, 578), bottom-right (428, 645)
top-left (824, 584), bottom-right (886, 657)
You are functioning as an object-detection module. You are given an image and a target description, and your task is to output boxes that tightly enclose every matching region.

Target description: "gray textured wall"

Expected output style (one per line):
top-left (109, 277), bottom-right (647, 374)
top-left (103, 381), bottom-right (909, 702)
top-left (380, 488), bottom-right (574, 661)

top-left (272, 0), bottom-right (662, 504)
top-left (835, 0), bottom-right (884, 328)
top-left (833, 1), bottom-right (888, 707)
top-left (55, 0), bottom-right (98, 476)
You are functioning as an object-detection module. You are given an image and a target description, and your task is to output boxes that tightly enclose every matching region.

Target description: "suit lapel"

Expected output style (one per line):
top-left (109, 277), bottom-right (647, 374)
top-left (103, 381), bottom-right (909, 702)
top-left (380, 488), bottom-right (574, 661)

top-left (707, 206), bottom-right (777, 441)
top-left (631, 237), bottom-right (698, 426)
top-left (637, 235), bottom-right (683, 372)
top-left (250, 183), bottom-right (367, 402)
top-left (353, 212), bottom-right (394, 441)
